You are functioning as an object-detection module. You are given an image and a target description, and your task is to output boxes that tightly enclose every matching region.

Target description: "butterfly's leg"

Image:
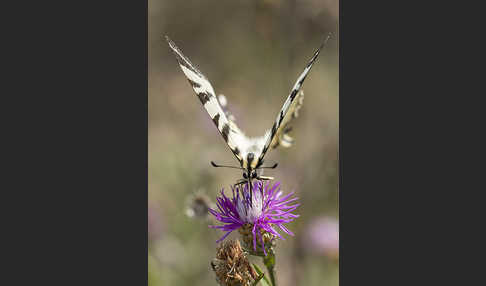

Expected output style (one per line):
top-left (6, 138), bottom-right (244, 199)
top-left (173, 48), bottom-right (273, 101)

top-left (233, 180), bottom-right (248, 200)
top-left (233, 180), bottom-right (246, 187)
top-left (248, 178), bottom-right (253, 205)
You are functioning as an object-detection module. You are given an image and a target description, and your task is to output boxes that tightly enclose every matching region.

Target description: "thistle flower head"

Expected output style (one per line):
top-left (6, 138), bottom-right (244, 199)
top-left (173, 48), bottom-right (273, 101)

top-left (209, 181), bottom-right (299, 255)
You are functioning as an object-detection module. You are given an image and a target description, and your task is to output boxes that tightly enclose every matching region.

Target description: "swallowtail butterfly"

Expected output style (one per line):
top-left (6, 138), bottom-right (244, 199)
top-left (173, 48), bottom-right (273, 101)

top-left (166, 34), bottom-right (330, 193)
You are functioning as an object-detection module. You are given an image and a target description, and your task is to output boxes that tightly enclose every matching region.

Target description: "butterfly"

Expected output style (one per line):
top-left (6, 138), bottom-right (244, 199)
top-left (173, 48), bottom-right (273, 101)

top-left (166, 34), bottom-right (330, 193)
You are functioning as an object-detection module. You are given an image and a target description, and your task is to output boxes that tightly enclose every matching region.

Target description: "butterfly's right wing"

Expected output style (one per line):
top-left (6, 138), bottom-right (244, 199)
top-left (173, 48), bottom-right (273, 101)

top-left (166, 36), bottom-right (247, 165)
top-left (269, 90), bottom-right (305, 149)
top-left (258, 34), bottom-right (331, 164)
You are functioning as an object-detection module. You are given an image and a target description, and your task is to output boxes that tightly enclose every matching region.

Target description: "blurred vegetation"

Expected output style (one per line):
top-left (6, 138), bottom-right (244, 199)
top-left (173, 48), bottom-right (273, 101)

top-left (149, 0), bottom-right (339, 285)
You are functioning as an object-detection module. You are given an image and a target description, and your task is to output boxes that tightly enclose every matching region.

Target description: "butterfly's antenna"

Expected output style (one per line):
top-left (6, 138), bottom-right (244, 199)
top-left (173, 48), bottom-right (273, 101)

top-left (257, 163), bottom-right (278, 169)
top-left (320, 32), bottom-right (332, 50)
top-left (210, 161), bottom-right (244, 170)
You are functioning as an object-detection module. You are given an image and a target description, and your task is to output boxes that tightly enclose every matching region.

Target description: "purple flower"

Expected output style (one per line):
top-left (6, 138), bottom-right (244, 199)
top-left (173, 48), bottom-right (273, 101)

top-left (209, 181), bottom-right (299, 255)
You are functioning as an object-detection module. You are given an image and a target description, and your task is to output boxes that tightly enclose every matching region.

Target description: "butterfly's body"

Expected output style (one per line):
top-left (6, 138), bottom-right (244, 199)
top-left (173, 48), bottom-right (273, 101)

top-left (166, 35), bottom-right (330, 195)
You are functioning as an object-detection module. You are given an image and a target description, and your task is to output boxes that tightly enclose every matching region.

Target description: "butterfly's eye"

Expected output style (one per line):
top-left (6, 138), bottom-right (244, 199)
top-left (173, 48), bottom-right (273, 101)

top-left (243, 173), bottom-right (248, 179)
top-left (251, 172), bottom-right (257, 179)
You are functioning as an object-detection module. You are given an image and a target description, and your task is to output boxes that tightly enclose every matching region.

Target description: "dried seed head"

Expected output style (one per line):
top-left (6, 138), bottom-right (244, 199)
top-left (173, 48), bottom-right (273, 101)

top-left (211, 239), bottom-right (258, 286)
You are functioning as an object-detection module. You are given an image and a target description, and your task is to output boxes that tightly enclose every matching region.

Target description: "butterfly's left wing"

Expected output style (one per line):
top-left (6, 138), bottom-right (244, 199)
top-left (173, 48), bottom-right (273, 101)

top-left (166, 36), bottom-right (247, 165)
top-left (258, 34), bottom-right (331, 164)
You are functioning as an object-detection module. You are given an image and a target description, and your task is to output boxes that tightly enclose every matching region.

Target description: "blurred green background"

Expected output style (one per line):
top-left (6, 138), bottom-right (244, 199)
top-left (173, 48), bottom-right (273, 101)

top-left (149, 0), bottom-right (338, 285)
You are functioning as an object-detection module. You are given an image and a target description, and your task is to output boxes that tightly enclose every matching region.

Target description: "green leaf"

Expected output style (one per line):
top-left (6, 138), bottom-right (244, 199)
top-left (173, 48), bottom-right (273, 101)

top-left (252, 264), bottom-right (271, 286)
top-left (251, 273), bottom-right (265, 286)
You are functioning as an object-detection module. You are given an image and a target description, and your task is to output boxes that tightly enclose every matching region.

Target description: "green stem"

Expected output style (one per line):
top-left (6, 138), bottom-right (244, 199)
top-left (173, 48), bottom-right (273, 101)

top-left (263, 249), bottom-right (276, 286)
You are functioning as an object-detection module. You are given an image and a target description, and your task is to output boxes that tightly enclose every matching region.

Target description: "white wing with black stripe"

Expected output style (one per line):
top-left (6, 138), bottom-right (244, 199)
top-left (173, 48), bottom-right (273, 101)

top-left (257, 34), bottom-right (331, 164)
top-left (166, 36), bottom-right (265, 166)
top-left (268, 90), bottom-right (304, 149)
